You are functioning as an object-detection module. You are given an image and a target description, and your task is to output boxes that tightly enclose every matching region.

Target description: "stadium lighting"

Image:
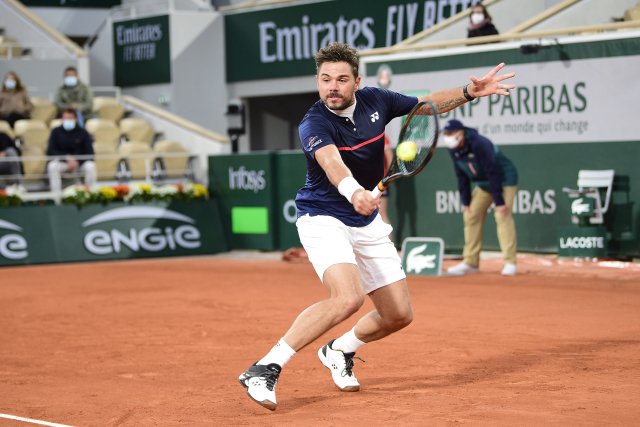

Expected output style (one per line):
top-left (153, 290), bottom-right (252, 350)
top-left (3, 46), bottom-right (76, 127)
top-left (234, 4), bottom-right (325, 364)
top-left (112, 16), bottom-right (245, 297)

top-left (226, 100), bottom-right (245, 153)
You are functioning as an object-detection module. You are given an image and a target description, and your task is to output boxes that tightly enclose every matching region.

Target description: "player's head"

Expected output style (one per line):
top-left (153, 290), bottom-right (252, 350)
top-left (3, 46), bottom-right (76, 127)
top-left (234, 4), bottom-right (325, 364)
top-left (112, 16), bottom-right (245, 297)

top-left (315, 42), bottom-right (361, 111)
top-left (442, 119), bottom-right (465, 149)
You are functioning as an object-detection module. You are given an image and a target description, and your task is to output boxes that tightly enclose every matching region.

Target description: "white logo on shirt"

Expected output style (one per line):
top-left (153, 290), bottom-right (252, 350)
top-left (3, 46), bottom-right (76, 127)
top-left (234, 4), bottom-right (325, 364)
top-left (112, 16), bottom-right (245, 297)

top-left (307, 136), bottom-right (322, 151)
top-left (370, 112), bottom-right (379, 122)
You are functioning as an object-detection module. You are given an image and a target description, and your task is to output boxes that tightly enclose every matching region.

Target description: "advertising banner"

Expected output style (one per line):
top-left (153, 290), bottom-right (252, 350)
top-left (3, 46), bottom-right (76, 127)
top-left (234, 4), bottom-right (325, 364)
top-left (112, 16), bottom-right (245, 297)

top-left (209, 153), bottom-right (278, 250)
top-left (225, 0), bottom-right (479, 82)
top-left (401, 237), bottom-right (444, 276)
top-left (21, 0), bottom-right (121, 7)
top-left (363, 36), bottom-right (640, 145)
top-left (0, 201), bottom-right (227, 267)
top-left (113, 15), bottom-right (171, 87)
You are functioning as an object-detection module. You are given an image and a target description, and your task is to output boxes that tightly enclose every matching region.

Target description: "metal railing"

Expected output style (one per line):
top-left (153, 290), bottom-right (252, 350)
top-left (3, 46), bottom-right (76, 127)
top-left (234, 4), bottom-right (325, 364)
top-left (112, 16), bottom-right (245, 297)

top-left (0, 152), bottom-right (198, 203)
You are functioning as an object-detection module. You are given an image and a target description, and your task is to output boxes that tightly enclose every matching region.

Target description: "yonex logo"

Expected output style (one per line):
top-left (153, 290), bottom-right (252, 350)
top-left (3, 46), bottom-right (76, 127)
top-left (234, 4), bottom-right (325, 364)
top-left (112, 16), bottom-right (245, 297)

top-left (0, 219), bottom-right (28, 260)
top-left (307, 136), bottom-right (323, 151)
top-left (370, 111), bottom-right (379, 122)
top-left (82, 206), bottom-right (201, 255)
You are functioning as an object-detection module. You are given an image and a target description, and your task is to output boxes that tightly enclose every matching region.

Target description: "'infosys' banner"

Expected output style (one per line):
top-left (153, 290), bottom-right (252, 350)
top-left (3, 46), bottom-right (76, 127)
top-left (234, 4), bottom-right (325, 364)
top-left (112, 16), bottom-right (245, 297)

top-left (0, 201), bottom-right (228, 266)
top-left (224, 0), bottom-right (480, 82)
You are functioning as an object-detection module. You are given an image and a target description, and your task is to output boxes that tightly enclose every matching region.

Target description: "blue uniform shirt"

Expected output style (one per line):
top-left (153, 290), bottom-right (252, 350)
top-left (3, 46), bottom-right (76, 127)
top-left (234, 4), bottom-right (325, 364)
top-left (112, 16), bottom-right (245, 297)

top-left (296, 87), bottom-right (418, 227)
top-left (447, 127), bottom-right (518, 206)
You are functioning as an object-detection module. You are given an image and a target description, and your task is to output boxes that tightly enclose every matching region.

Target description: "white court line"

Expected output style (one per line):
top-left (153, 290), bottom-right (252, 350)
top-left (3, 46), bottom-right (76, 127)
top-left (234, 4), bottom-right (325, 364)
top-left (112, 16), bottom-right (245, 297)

top-left (0, 413), bottom-right (73, 427)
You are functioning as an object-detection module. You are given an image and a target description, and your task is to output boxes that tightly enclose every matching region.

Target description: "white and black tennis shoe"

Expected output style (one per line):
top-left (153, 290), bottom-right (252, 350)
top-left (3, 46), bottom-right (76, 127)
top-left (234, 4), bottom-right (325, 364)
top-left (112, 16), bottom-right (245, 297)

top-left (238, 362), bottom-right (281, 410)
top-left (318, 339), bottom-right (360, 391)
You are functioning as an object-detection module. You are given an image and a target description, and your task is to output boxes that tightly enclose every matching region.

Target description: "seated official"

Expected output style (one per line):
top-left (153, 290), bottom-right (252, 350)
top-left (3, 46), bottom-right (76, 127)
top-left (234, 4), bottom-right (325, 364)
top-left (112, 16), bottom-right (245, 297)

top-left (46, 108), bottom-right (96, 194)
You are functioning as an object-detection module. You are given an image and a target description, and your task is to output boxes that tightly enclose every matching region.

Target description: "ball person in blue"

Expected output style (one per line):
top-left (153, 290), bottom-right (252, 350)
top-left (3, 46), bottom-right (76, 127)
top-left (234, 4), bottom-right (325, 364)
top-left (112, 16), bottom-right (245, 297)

top-left (239, 42), bottom-right (516, 410)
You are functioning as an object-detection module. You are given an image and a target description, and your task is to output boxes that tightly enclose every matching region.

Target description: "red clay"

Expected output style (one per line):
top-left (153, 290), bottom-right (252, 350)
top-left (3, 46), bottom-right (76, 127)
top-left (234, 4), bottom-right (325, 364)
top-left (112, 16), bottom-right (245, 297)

top-left (0, 255), bottom-right (639, 426)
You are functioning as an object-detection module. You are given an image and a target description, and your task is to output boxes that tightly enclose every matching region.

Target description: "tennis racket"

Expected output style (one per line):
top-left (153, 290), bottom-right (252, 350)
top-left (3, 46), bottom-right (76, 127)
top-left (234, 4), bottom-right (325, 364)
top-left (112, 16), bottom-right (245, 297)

top-left (371, 100), bottom-right (439, 197)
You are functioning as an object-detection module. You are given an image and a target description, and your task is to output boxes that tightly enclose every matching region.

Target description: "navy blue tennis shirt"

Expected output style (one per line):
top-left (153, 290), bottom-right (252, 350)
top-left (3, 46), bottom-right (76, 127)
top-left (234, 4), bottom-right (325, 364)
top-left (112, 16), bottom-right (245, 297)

top-left (295, 87), bottom-right (418, 227)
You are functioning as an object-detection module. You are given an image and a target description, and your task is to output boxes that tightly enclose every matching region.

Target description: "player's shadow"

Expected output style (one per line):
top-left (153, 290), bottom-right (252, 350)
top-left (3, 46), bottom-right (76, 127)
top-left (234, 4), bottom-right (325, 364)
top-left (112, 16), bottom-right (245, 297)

top-left (362, 338), bottom-right (640, 392)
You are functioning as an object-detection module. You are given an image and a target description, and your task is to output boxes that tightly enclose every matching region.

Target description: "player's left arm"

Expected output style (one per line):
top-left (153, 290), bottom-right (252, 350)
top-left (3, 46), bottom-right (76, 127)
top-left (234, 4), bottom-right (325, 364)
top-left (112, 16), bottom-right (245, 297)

top-left (418, 63), bottom-right (516, 114)
top-left (315, 144), bottom-right (379, 216)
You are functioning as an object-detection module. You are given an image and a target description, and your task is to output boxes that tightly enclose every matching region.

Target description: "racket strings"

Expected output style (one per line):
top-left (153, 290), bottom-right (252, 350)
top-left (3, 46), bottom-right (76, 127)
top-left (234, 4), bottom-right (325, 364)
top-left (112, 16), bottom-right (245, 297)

top-left (396, 115), bottom-right (437, 175)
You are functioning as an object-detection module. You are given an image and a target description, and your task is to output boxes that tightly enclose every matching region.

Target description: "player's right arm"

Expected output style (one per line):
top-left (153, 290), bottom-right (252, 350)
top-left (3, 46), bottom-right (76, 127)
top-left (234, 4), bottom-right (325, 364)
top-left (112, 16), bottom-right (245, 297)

top-left (314, 144), bottom-right (379, 216)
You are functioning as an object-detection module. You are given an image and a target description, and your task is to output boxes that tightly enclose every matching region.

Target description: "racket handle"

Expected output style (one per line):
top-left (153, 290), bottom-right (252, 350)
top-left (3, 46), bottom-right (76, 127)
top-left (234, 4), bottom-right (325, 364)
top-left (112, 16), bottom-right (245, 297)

top-left (371, 181), bottom-right (385, 198)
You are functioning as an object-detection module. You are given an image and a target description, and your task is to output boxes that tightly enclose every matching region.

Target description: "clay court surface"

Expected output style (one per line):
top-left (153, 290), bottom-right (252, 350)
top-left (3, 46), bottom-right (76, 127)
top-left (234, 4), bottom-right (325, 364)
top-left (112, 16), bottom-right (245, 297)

top-left (1, 254), bottom-right (639, 426)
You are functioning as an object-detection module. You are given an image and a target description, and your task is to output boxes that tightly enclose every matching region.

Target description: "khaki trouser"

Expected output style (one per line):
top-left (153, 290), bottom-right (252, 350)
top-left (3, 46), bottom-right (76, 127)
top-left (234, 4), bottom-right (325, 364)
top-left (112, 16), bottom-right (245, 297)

top-left (462, 186), bottom-right (517, 267)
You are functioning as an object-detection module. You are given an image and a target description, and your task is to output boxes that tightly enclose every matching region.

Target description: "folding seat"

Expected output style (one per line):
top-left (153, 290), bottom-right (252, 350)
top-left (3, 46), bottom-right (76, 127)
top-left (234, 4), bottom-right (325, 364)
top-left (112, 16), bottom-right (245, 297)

top-left (119, 118), bottom-right (154, 144)
top-left (153, 140), bottom-right (190, 178)
top-left (93, 142), bottom-right (120, 181)
top-left (92, 96), bottom-right (125, 123)
top-left (20, 145), bottom-right (47, 185)
top-left (0, 120), bottom-right (14, 139)
top-left (118, 140), bottom-right (154, 180)
top-left (85, 118), bottom-right (121, 149)
top-left (30, 97), bottom-right (57, 125)
top-left (13, 119), bottom-right (49, 151)
top-left (49, 118), bottom-right (63, 130)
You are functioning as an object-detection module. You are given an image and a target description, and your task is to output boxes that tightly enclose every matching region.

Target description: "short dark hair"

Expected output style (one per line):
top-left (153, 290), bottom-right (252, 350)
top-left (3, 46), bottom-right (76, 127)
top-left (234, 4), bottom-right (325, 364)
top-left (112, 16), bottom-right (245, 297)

top-left (62, 108), bottom-right (77, 118)
top-left (64, 66), bottom-right (77, 75)
top-left (315, 42), bottom-right (359, 79)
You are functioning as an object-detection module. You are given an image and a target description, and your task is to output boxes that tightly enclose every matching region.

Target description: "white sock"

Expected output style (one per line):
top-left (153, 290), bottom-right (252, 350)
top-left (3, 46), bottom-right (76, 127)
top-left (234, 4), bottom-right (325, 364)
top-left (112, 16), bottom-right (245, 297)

top-left (332, 328), bottom-right (366, 354)
top-left (257, 338), bottom-right (296, 368)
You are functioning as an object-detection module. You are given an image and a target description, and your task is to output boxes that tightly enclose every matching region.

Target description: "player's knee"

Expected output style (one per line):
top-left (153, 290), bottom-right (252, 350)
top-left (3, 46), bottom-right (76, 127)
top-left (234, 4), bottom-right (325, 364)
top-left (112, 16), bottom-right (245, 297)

top-left (332, 294), bottom-right (364, 317)
top-left (385, 306), bottom-right (413, 331)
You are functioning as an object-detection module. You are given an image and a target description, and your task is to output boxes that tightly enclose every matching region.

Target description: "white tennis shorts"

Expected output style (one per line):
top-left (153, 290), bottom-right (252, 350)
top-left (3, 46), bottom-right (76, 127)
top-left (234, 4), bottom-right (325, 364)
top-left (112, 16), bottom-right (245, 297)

top-left (296, 213), bottom-right (406, 293)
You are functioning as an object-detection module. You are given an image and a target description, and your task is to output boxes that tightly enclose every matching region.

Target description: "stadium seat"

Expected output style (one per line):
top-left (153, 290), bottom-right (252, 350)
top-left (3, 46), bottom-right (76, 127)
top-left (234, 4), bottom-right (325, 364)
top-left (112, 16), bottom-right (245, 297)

top-left (92, 96), bottom-right (125, 123)
top-left (30, 97), bottom-right (57, 125)
top-left (93, 142), bottom-right (120, 181)
top-left (20, 145), bottom-right (47, 184)
top-left (118, 140), bottom-right (154, 180)
top-left (624, 2), bottom-right (640, 21)
top-left (119, 118), bottom-right (154, 144)
top-left (153, 140), bottom-right (190, 178)
top-left (13, 119), bottom-right (49, 151)
top-left (49, 118), bottom-right (63, 130)
top-left (563, 169), bottom-right (615, 225)
top-left (85, 118), bottom-right (121, 149)
top-left (0, 120), bottom-right (14, 139)
top-left (0, 36), bottom-right (22, 58)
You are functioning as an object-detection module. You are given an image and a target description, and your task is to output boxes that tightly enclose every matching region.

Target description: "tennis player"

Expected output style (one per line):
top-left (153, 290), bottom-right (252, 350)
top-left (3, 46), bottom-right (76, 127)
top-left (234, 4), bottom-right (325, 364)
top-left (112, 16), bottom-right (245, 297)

top-left (239, 42), bottom-right (515, 410)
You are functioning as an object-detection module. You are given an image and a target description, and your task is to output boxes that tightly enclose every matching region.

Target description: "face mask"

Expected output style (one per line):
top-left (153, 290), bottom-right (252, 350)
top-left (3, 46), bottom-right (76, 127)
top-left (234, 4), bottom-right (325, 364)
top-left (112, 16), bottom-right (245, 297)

top-left (471, 13), bottom-right (485, 25)
top-left (442, 134), bottom-right (462, 149)
top-left (62, 119), bottom-right (76, 131)
top-left (3, 79), bottom-right (16, 90)
top-left (64, 76), bottom-right (78, 87)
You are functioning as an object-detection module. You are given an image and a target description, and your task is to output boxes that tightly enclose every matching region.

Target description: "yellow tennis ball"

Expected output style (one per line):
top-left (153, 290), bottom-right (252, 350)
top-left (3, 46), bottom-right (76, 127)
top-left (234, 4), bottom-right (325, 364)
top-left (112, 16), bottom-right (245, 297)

top-left (396, 141), bottom-right (417, 161)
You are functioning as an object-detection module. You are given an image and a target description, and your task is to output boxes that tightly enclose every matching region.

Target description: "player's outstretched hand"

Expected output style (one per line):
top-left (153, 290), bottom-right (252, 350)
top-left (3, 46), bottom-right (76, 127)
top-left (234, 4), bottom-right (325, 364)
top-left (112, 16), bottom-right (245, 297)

top-left (352, 189), bottom-right (380, 216)
top-left (467, 63), bottom-right (515, 98)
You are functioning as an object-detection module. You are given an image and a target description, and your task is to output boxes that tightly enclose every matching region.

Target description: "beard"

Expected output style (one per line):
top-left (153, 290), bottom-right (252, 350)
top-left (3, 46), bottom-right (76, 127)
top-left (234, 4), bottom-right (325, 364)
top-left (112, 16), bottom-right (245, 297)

top-left (323, 92), bottom-right (354, 111)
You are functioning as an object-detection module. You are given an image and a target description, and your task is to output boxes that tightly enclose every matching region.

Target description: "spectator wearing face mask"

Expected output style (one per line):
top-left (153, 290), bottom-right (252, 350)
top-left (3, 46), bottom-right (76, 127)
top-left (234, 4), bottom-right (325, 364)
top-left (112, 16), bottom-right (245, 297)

top-left (46, 108), bottom-right (96, 195)
top-left (467, 3), bottom-right (499, 39)
top-left (441, 119), bottom-right (518, 277)
top-left (0, 71), bottom-right (33, 127)
top-left (53, 66), bottom-right (94, 126)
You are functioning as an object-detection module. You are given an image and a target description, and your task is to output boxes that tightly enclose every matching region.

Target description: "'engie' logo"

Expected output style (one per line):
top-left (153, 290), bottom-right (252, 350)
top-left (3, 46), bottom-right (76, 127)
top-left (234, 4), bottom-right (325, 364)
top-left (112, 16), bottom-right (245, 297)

top-left (0, 219), bottom-right (28, 260)
top-left (82, 207), bottom-right (201, 255)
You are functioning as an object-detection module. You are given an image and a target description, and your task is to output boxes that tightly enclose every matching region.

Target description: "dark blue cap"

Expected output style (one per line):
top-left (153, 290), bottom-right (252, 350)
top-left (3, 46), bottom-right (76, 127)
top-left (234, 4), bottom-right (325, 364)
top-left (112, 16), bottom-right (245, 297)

top-left (443, 119), bottom-right (465, 132)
